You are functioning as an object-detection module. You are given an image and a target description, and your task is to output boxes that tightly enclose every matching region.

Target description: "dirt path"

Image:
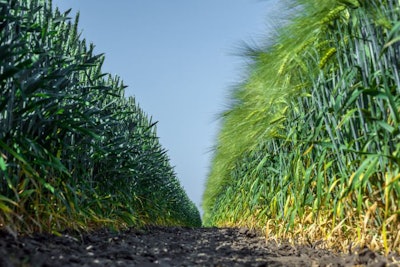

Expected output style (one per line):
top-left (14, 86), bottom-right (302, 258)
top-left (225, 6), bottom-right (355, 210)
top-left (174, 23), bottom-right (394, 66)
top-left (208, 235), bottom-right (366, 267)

top-left (0, 227), bottom-right (398, 266)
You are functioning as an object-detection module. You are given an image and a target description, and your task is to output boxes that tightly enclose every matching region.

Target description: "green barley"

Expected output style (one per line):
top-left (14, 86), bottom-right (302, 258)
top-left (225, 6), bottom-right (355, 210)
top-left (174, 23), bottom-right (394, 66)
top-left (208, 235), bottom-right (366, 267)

top-left (203, 0), bottom-right (400, 253)
top-left (319, 47), bottom-right (337, 69)
top-left (0, 0), bottom-right (201, 233)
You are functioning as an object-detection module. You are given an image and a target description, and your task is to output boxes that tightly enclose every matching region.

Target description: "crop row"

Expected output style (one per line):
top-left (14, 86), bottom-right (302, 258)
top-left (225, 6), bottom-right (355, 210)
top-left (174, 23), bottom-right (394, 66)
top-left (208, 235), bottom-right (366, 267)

top-left (203, 0), bottom-right (399, 253)
top-left (0, 0), bottom-right (201, 233)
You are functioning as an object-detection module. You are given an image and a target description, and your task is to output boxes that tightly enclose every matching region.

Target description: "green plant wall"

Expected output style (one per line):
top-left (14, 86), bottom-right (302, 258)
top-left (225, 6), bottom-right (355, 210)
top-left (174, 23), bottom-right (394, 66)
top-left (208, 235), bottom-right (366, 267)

top-left (203, 0), bottom-right (399, 253)
top-left (0, 0), bottom-right (201, 233)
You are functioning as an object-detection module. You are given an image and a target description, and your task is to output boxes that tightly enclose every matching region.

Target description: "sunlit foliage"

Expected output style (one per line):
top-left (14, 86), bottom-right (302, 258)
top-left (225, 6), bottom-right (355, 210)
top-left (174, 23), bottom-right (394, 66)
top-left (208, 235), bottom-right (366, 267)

top-left (0, 0), bottom-right (201, 233)
top-left (203, 0), bottom-right (399, 253)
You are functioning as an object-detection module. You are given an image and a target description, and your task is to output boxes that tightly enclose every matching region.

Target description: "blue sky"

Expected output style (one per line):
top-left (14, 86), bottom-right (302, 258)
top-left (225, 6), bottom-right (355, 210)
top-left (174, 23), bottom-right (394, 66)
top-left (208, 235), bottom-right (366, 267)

top-left (52, 1), bottom-right (284, 212)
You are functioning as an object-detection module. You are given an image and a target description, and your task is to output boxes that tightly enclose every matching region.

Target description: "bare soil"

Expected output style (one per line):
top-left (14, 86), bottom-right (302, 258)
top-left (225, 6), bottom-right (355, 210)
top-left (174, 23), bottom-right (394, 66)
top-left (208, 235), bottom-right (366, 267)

top-left (0, 226), bottom-right (399, 266)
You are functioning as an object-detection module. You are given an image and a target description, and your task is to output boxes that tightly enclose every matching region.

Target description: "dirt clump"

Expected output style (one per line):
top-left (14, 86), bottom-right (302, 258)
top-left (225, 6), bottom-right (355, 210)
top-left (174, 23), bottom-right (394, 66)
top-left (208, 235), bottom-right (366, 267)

top-left (0, 227), bottom-right (398, 266)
